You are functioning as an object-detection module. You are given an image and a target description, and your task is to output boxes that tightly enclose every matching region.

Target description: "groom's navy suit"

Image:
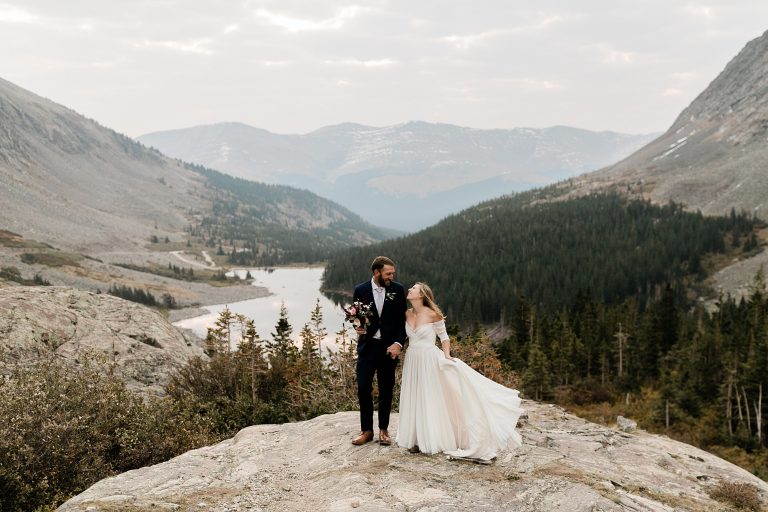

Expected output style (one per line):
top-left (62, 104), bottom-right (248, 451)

top-left (353, 279), bottom-right (407, 432)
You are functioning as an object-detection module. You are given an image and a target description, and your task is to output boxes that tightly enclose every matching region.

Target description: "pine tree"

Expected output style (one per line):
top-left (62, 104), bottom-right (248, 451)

top-left (205, 306), bottom-right (235, 357)
top-left (268, 301), bottom-right (297, 364)
top-left (522, 335), bottom-right (552, 401)
top-left (309, 299), bottom-right (326, 358)
top-left (236, 315), bottom-right (266, 406)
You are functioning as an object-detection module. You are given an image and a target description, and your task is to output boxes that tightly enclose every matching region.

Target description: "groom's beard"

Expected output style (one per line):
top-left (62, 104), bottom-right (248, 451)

top-left (376, 275), bottom-right (388, 287)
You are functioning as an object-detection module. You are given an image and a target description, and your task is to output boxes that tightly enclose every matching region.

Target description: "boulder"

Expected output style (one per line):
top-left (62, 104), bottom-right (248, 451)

top-left (617, 415), bottom-right (637, 432)
top-left (0, 286), bottom-right (205, 395)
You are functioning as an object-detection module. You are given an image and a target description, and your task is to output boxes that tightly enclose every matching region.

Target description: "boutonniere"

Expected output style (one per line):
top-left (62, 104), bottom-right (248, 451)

top-left (386, 291), bottom-right (397, 301)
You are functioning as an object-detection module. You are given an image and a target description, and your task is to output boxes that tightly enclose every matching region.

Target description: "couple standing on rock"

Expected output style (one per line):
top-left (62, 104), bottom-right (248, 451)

top-left (350, 256), bottom-right (524, 461)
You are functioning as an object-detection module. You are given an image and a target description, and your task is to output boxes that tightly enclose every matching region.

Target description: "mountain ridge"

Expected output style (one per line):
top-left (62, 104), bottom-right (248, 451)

top-left (562, 29), bottom-right (768, 218)
top-left (138, 120), bottom-right (657, 230)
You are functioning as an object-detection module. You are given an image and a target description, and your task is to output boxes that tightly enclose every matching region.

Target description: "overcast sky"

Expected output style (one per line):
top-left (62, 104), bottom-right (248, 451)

top-left (2, 1), bottom-right (766, 137)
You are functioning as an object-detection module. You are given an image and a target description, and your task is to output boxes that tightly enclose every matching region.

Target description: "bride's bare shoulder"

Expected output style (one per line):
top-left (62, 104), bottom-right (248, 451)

top-left (428, 310), bottom-right (443, 322)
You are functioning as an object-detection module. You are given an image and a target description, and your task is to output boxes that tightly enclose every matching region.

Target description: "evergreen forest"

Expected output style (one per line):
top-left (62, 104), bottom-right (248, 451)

top-left (322, 193), bottom-right (760, 321)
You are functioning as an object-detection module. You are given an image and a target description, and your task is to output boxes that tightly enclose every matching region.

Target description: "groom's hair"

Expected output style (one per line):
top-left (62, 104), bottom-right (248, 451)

top-left (371, 256), bottom-right (395, 273)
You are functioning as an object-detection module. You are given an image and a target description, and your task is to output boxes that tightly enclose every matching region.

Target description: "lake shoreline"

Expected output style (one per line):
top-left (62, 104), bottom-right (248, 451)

top-left (172, 267), bottom-right (349, 347)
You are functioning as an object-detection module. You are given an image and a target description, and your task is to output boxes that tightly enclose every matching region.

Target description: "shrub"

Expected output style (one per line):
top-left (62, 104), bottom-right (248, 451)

top-left (20, 252), bottom-right (83, 267)
top-left (707, 480), bottom-right (761, 511)
top-left (0, 355), bottom-right (215, 511)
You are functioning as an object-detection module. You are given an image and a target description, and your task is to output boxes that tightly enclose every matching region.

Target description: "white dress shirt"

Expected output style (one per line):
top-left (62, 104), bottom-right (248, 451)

top-left (371, 277), bottom-right (384, 339)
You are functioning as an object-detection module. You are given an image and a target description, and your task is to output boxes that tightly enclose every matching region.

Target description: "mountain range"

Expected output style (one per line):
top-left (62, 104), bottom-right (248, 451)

top-left (138, 122), bottom-right (657, 231)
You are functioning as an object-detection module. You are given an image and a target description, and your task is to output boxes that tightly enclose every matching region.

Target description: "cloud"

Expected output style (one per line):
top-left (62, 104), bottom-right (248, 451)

top-left (254, 5), bottom-right (367, 32)
top-left (662, 88), bottom-right (683, 96)
top-left (603, 49), bottom-right (634, 64)
top-left (670, 72), bottom-right (695, 80)
top-left (135, 38), bottom-right (214, 55)
top-left (441, 29), bottom-right (508, 50)
top-left (583, 43), bottom-right (636, 65)
top-left (505, 78), bottom-right (564, 91)
top-left (263, 60), bottom-right (289, 67)
top-left (441, 14), bottom-right (563, 50)
top-left (0, 4), bottom-right (39, 24)
top-left (336, 79), bottom-right (350, 86)
top-left (685, 3), bottom-right (715, 18)
top-left (513, 14), bottom-right (564, 33)
top-left (324, 58), bottom-right (396, 68)
top-left (443, 77), bottom-right (563, 104)
top-left (223, 24), bottom-right (239, 34)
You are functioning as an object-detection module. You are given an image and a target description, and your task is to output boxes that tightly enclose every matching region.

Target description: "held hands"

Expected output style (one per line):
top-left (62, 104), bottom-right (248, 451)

top-left (355, 326), bottom-right (366, 335)
top-left (386, 343), bottom-right (402, 359)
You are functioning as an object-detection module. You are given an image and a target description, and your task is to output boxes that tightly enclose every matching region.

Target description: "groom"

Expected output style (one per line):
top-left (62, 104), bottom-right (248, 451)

top-left (351, 256), bottom-right (407, 446)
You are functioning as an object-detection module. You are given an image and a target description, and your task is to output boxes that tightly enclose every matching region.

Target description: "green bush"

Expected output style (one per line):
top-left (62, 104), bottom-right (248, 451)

top-left (0, 355), bottom-right (215, 512)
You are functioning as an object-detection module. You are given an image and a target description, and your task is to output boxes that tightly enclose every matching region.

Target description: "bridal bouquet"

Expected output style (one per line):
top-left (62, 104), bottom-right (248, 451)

top-left (342, 300), bottom-right (374, 329)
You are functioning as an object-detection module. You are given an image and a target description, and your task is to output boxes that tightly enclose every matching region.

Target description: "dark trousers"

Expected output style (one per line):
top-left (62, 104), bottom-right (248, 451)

top-left (356, 342), bottom-right (398, 432)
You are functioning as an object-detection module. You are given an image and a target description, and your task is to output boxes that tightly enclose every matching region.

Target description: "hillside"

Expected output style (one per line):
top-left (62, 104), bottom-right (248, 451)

top-left (0, 77), bottom-right (199, 253)
top-left (139, 121), bottom-right (656, 231)
top-left (564, 29), bottom-right (768, 218)
top-left (0, 77), bottom-right (388, 261)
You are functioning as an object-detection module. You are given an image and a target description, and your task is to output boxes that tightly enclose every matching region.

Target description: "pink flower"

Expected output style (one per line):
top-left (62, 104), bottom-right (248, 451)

top-left (349, 307), bottom-right (357, 316)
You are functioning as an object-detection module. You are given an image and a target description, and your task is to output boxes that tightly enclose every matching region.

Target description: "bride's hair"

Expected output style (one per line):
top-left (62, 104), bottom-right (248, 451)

top-left (415, 282), bottom-right (444, 320)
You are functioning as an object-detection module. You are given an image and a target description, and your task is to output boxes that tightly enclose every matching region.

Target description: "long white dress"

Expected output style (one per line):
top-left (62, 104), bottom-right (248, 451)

top-left (396, 320), bottom-right (524, 461)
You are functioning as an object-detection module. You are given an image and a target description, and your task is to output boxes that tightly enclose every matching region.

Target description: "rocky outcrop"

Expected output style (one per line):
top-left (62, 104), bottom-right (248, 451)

top-left (0, 286), bottom-right (204, 395)
top-left (58, 404), bottom-right (767, 511)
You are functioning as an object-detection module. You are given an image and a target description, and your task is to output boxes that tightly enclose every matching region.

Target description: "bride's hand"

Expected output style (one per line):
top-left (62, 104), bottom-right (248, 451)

top-left (387, 343), bottom-right (402, 359)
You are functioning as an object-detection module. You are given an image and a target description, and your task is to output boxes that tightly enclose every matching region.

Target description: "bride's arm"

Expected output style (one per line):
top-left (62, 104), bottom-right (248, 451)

top-left (434, 319), bottom-right (454, 360)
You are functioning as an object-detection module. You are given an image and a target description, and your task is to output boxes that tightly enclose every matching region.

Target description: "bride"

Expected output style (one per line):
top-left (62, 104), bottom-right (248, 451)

top-left (396, 282), bottom-right (524, 461)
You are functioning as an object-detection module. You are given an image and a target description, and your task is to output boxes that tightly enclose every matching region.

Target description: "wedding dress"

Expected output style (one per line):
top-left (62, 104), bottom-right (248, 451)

top-left (396, 320), bottom-right (524, 461)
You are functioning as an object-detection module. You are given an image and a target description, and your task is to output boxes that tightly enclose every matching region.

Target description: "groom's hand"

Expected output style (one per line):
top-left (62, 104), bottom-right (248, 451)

top-left (386, 343), bottom-right (401, 359)
top-left (355, 326), bottom-right (366, 335)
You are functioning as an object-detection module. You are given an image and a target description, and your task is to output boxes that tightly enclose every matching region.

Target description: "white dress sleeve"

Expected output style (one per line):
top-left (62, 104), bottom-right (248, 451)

top-left (434, 319), bottom-right (449, 342)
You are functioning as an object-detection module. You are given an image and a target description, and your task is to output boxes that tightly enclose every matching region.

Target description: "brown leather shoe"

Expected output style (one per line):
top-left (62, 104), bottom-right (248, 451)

top-left (408, 445), bottom-right (420, 454)
top-left (351, 430), bottom-right (374, 445)
top-left (379, 429), bottom-right (392, 446)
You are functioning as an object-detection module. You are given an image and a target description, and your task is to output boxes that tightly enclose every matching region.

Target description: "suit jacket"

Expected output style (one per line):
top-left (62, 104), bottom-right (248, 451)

top-left (353, 279), bottom-right (407, 354)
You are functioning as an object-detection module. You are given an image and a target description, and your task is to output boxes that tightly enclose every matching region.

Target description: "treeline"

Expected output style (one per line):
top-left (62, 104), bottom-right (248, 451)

top-left (107, 284), bottom-right (177, 309)
top-left (114, 262), bottom-right (201, 282)
top-left (184, 163), bottom-right (393, 266)
top-left (322, 194), bottom-right (762, 322)
top-left (507, 271), bottom-right (768, 478)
